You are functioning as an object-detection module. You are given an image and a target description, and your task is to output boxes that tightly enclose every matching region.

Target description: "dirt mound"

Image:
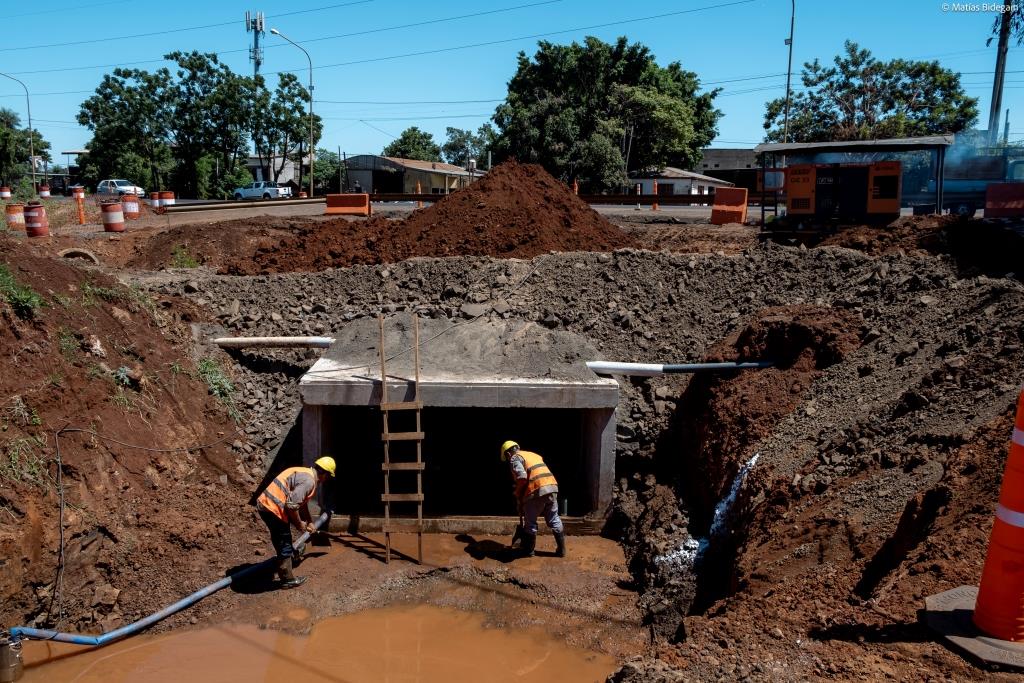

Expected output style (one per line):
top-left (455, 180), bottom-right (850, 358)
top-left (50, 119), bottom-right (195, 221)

top-left (227, 160), bottom-right (636, 274)
top-left (0, 242), bottom-right (260, 633)
top-left (816, 215), bottom-right (948, 255)
top-left (124, 219), bottom-right (298, 270)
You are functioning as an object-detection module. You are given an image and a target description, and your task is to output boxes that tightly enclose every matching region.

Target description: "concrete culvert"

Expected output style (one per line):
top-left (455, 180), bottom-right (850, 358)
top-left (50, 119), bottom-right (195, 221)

top-left (58, 248), bottom-right (101, 265)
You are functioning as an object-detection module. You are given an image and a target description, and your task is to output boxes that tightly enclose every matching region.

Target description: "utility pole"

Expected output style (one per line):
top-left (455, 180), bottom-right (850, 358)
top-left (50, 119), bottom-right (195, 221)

top-left (782, 0), bottom-right (795, 143)
top-left (0, 71), bottom-right (35, 190)
top-left (989, 8), bottom-right (1011, 147)
top-left (270, 28), bottom-right (314, 198)
top-left (1005, 109), bottom-right (1011, 146)
top-left (246, 11), bottom-right (265, 78)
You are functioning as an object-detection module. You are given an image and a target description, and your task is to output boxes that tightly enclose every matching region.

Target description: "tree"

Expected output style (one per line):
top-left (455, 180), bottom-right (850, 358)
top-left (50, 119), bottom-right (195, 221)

top-left (763, 41), bottom-right (978, 142)
top-left (251, 73), bottom-right (322, 188)
top-left (492, 36), bottom-right (719, 191)
top-left (382, 127), bottom-right (442, 161)
top-left (441, 124), bottom-right (497, 167)
top-left (313, 148), bottom-right (343, 193)
top-left (0, 108), bottom-right (51, 186)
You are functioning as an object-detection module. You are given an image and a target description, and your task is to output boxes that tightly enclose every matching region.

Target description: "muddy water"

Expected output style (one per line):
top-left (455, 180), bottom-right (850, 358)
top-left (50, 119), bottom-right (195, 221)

top-left (21, 604), bottom-right (615, 682)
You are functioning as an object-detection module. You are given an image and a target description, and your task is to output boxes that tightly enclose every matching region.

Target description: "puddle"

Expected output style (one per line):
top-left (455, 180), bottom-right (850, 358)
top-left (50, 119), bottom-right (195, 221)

top-left (20, 604), bottom-right (615, 682)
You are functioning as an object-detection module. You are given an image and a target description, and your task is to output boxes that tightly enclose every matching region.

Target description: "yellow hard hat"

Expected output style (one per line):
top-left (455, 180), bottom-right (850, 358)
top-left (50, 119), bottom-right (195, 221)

top-left (500, 440), bottom-right (519, 461)
top-left (314, 456), bottom-right (336, 477)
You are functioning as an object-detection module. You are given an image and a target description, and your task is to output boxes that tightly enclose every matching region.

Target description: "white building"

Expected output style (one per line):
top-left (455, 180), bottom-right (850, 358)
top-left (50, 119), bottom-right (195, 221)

top-left (629, 167), bottom-right (735, 196)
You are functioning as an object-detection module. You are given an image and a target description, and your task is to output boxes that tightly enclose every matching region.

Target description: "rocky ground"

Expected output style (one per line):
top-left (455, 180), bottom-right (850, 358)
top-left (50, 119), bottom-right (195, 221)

top-left (4, 161), bottom-right (1024, 680)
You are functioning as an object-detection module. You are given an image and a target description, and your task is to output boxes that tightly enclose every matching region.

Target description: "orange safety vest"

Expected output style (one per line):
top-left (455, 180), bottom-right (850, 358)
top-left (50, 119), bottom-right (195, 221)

top-left (257, 466), bottom-right (317, 523)
top-left (514, 450), bottom-right (558, 500)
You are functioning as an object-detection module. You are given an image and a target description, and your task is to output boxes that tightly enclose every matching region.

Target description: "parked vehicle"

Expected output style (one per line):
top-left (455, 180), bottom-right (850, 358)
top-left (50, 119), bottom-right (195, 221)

top-left (233, 181), bottom-right (292, 200)
top-left (96, 179), bottom-right (145, 197)
top-left (922, 150), bottom-right (1024, 216)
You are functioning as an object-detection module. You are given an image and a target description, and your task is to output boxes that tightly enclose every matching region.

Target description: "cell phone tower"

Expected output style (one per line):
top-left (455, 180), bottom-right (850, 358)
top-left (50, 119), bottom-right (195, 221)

top-left (245, 11), bottom-right (266, 78)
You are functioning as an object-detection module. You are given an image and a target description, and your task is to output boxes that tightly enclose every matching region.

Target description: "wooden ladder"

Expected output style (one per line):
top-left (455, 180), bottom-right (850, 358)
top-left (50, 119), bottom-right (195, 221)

top-left (378, 314), bottom-right (424, 564)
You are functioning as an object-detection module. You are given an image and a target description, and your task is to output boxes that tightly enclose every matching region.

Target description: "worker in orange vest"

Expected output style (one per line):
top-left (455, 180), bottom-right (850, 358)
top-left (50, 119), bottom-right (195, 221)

top-left (256, 456), bottom-right (336, 589)
top-left (501, 441), bottom-right (566, 558)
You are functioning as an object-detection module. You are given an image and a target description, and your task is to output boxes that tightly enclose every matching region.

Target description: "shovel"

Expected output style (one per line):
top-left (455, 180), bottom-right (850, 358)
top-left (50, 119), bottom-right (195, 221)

top-left (510, 513), bottom-right (525, 550)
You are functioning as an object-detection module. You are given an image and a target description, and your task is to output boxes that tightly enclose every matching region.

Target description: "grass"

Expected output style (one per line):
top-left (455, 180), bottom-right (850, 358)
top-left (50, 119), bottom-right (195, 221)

top-left (0, 264), bottom-right (44, 320)
top-left (110, 387), bottom-right (133, 410)
top-left (58, 327), bottom-right (78, 360)
top-left (0, 436), bottom-right (49, 490)
top-left (81, 281), bottom-right (123, 307)
top-left (170, 245), bottom-right (200, 269)
top-left (197, 357), bottom-right (239, 420)
top-left (2, 396), bottom-right (41, 431)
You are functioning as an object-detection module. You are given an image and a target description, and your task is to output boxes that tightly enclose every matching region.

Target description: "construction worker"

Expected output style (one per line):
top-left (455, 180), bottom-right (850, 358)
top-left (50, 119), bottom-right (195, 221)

top-left (501, 441), bottom-right (566, 558)
top-left (256, 456), bottom-right (336, 589)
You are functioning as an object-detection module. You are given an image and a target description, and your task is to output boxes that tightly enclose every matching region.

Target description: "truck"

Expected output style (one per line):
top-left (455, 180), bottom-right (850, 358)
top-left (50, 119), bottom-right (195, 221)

top-left (926, 150), bottom-right (1024, 216)
top-left (233, 181), bottom-right (292, 200)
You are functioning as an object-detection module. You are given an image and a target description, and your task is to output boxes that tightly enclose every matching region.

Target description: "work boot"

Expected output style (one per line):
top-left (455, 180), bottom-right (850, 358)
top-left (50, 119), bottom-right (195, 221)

top-left (519, 533), bottom-right (536, 558)
top-left (554, 531), bottom-right (567, 558)
top-left (277, 558), bottom-right (307, 590)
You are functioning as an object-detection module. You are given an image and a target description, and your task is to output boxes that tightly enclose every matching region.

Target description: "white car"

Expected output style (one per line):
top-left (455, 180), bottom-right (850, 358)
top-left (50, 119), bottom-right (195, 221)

top-left (96, 179), bottom-right (145, 196)
top-left (233, 181), bottom-right (293, 200)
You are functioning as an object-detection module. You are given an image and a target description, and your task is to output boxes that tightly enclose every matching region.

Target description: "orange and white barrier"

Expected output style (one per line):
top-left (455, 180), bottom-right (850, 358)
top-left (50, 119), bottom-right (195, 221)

top-left (159, 191), bottom-right (175, 207)
top-left (72, 187), bottom-right (85, 201)
top-left (37, 184), bottom-right (50, 199)
top-left (122, 194), bottom-right (140, 220)
top-left (973, 387), bottom-right (1024, 640)
top-left (24, 202), bottom-right (48, 237)
top-left (100, 200), bottom-right (125, 233)
top-left (149, 191), bottom-right (161, 208)
top-left (0, 186), bottom-right (10, 199)
top-left (4, 203), bottom-right (25, 230)
top-left (325, 193), bottom-right (370, 217)
top-left (710, 188), bottom-right (748, 225)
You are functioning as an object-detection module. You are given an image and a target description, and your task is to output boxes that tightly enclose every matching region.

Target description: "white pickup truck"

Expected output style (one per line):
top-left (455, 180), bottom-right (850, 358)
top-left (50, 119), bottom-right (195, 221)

top-left (233, 181), bottom-right (293, 200)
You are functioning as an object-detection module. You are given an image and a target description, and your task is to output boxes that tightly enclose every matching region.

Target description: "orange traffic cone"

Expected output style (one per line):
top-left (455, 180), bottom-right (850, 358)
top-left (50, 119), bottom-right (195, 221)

top-left (652, 180), bottom-right (659, 211)
top-left (973, 386), bottom-right (1024, 640)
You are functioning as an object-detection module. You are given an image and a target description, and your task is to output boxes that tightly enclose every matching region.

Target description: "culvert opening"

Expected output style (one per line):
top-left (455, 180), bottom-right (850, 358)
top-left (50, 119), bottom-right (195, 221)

top-left (650, 306), bottom-right (861, 615)
top-left (320, 405), bottom-right (600, 517)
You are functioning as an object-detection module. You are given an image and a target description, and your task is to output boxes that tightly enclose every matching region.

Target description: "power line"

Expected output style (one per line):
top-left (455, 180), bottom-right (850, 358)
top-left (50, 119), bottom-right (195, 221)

top-left (324, 114), bottom-right (489, 121)
top-left (6, 0), bottom-right (563, 75)
top-left (0, 0), bottom-right (374, 53)
top-left (6, 0), bottom-right (128, 18)
top-left (360, 120), bottom-right (398, 138)
top-left (318, 98), bottom-right (506, 104)
top-left (267, 0), bottom-right (758, 75)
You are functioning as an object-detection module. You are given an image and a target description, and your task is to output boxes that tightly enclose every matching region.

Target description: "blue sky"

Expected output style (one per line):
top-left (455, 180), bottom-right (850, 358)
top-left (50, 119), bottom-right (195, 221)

top-left (0, 0), bottom-right (1018, 165)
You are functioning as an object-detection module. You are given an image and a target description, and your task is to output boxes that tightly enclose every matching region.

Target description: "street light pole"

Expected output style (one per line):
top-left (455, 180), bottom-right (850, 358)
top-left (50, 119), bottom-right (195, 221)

top-left (270, 28), bottom-right (314, 198)
top-left (782, 0), bottom-right (795, 143)
top-left (0, 71), bottom-right (35, 190)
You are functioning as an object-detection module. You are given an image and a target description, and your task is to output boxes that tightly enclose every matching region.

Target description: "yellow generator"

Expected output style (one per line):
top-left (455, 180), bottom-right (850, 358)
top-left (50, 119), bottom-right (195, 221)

top-left (786, 161), bottom-right (901, 223)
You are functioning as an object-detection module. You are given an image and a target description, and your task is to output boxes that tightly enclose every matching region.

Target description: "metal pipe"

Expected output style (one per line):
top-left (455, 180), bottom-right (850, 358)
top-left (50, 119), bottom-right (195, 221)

top-left (586, 361), bottom-right (773, 376)
top-left (213, 336), bottom-right (334, 349)
top-left (8, 512), bottom-right (328, 647)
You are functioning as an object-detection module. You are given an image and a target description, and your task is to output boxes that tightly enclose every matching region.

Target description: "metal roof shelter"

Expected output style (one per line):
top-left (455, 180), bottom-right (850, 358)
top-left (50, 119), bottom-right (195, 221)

top-left (753, 135), bottom-right (956, 223)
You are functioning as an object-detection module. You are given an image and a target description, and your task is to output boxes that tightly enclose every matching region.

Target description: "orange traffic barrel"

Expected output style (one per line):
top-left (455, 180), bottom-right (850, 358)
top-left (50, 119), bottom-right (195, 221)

top-left (121, 193), bottom-right (140, 220)
top-left (4, 203), bottom-right (25, 230)
top-left (72, 186), bottom-right (85, 200)
top-left (974, 387), bottom-right (1024, 640)
top-left (100, 200), bottom-right (125, 233)
top-left (298, 191), bottom-right (307, 198)
top-left (149, 191), bottom-right (160, 208)
top-left (159, 190), bottom-right (175, 207)
top-left (23, 202), bottom-right (48, 237)
top-left (37, 184), bottom-right (50, 199)
top-left (0, 186), bottom-right (10, 199)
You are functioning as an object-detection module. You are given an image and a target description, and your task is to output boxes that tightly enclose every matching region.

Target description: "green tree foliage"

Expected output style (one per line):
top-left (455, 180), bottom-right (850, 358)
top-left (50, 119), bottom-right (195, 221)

top-left (492, 36), bottom-right (719, 191)
top-left (251, 73), bottom-right (322, 190)
top-left (763, 41), bottom-right (978, 143)
top-left (382, 127), bottom-right (442, 161)
top-left (441, 124), bottom-right (497, 167)
top-left (313, 148), bottom-right (343, 193)
top-left (0, 109), bottom-right (51, 186)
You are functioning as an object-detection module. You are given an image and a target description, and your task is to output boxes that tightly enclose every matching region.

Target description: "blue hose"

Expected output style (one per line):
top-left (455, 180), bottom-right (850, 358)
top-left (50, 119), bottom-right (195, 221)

top-left (8, 512), bottom-right (328, 647)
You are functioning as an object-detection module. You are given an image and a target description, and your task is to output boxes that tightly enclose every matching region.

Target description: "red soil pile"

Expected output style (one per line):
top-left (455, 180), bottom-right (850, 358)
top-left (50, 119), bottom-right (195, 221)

top-left (0, 238), bottom-right (259, 632)
top-left (125, 219), bottom-right (299, 270)
top-left (227, 160), bottom-right (636, 274)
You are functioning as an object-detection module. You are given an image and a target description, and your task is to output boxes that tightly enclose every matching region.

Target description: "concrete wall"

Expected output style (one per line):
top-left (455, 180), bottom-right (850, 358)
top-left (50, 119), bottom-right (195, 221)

top-left (697, 148), bottom-right (758, 172)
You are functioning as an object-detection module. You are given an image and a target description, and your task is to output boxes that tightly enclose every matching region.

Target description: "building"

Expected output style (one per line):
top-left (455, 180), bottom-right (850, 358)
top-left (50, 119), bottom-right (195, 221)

top-left (245, 155), bottom-right (301, 186)
top-left (629, 166), bottom-right (735, 197)
top-left (343, 155), bottom-right (480, 194)
top-left (696, 148), bottom-right (758, 173)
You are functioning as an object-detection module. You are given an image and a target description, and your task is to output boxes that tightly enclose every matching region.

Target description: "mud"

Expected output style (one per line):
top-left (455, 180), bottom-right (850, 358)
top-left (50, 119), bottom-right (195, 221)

top-left (21, 604), bottom-right (615, 682)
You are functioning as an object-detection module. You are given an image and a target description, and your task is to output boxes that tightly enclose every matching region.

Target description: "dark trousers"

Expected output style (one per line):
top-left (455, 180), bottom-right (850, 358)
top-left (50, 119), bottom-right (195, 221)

top-left (258, 505), bottom-right (294, 560)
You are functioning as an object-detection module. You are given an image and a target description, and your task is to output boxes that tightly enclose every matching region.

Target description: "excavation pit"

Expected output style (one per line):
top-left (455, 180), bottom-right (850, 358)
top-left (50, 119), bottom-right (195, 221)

top-left (299, 317), bottom-right (618, 530)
